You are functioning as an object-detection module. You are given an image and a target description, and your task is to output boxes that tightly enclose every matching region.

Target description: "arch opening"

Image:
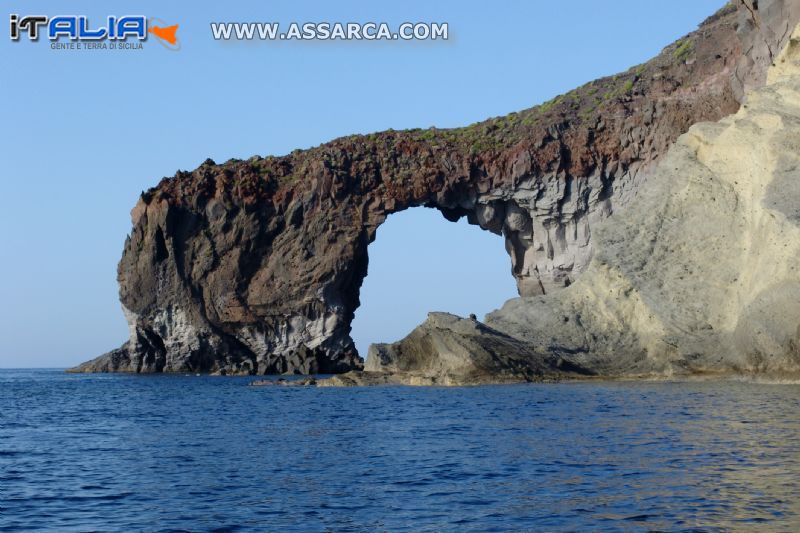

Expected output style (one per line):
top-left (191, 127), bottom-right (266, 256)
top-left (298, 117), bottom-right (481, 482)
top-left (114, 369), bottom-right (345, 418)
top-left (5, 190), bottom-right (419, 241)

top-left (350, 207), bottom-right (518, 361)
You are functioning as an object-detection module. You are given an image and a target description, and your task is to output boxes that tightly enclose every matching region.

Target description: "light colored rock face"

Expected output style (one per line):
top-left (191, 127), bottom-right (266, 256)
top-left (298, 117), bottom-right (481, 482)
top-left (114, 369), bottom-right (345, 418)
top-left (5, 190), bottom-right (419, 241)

top-left (490, 0), bottom-right (800, 298)
top-left (484, 26), bottom-right (800, 377)
top-left (359, 25), bottom-right (800, 385)
top-left (73, 1), bottom-right (800, 376)
top-left (453, 0), bottom-right (800, 299)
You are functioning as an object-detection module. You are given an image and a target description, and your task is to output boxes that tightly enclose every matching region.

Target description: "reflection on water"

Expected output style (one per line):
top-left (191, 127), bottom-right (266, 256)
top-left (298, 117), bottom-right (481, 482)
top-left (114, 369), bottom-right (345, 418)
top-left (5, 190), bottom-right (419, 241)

top-left (1, 370), bottom-right (799, 530)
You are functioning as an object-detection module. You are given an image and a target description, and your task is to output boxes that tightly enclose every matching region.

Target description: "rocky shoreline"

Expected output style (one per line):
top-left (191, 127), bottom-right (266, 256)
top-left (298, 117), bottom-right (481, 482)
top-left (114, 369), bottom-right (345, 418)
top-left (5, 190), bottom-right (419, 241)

top-left (249, 369), bottom-right (800, 388)
top-left (72, 1), bottom-right (800, 383)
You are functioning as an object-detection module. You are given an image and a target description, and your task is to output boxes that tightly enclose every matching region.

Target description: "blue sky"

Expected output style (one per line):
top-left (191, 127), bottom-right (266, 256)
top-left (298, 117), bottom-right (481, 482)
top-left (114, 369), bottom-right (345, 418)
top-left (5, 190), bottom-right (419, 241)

top-left (0, 1), bottom-right (725, 367)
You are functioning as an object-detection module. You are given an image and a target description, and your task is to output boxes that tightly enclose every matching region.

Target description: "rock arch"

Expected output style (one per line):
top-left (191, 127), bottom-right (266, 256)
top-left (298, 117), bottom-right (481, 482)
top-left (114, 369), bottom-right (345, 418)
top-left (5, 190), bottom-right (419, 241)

top-left (349, 206), bottom-right (518, 358)
top-left (70, 2), bottom-right (800, 375)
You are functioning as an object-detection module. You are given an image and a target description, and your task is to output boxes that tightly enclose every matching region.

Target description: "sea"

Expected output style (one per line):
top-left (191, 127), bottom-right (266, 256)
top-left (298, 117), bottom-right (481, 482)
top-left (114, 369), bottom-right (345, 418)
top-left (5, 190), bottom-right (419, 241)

top-left (1, 369), bottom-right (799, 531)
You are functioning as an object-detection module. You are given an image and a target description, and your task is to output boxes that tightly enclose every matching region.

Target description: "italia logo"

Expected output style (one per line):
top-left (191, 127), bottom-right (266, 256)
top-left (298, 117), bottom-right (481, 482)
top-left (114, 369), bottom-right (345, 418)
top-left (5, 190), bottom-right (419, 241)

top-left (9, 15), bottom-right (180, 50)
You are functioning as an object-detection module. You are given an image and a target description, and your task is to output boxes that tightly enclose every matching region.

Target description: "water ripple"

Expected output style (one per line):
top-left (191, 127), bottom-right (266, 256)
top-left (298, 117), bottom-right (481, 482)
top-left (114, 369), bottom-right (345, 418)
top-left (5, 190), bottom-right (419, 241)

top-left (1, 370), bottom-right (799, 530)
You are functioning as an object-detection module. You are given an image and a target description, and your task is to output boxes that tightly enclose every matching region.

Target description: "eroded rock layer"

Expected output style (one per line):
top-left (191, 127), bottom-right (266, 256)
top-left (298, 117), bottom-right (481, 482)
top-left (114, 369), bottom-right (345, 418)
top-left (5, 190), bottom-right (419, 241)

top-left (366, 20), bottom-right (800, 384)
top-left (73, 1), bottom-right (799, 375)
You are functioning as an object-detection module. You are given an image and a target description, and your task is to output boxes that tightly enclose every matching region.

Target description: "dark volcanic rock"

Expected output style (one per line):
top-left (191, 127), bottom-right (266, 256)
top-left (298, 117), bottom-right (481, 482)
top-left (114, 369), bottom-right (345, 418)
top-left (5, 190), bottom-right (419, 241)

top-left (71, 1), bottom-right (799, 375)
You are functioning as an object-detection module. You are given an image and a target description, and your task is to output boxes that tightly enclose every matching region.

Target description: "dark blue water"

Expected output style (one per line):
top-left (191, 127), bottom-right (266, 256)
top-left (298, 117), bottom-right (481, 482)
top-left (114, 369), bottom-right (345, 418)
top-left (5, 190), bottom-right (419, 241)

top-left (1, 370), bottom-right (799, 531)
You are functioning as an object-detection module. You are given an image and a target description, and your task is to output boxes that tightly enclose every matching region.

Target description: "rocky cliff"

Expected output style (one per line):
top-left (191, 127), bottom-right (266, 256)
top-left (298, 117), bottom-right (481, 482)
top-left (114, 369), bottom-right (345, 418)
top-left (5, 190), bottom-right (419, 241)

top-left (363, 26), bottom-right (800, 384)
top-left (72, 1), bottom-right (800, 376)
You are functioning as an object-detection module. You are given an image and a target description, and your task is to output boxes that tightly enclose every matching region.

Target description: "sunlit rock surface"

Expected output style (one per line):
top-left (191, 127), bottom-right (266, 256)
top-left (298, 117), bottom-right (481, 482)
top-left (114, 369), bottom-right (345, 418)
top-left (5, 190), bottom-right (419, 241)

top-left (72, 1), bottom-right (800, 376)
top-left (362, 19), bottom-right (800, 384)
